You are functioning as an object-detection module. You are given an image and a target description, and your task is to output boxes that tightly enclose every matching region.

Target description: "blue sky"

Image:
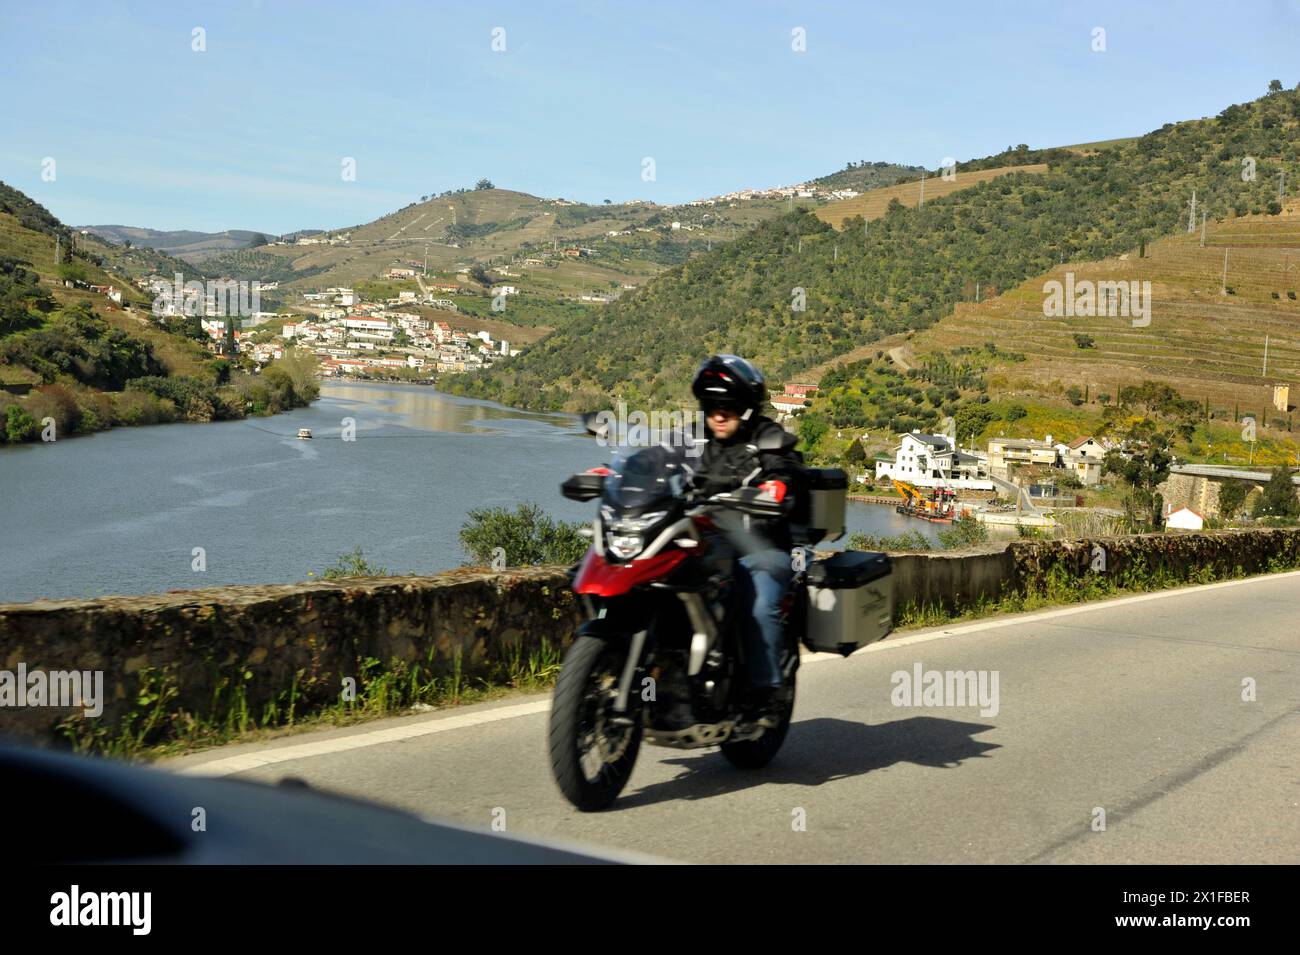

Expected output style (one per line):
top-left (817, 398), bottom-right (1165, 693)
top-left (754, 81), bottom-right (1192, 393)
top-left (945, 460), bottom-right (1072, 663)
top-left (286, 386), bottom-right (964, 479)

top-left (2, 0), bottom-right (1298, 234)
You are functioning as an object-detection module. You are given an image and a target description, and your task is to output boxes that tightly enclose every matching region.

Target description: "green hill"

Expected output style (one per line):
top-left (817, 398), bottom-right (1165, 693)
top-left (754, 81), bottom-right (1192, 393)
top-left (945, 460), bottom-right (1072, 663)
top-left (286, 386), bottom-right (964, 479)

top-left (0, 182), bottom-right (315, 444)
top-left (443, 87), bottom-right (1300, 414)
top-left (811, 160), bottom-right (926, 191)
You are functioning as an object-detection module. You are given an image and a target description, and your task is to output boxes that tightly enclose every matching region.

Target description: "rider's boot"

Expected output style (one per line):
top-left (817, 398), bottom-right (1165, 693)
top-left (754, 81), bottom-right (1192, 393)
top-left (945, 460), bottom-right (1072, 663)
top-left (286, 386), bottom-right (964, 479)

top-left (739, 684), bottom-right (780, 729)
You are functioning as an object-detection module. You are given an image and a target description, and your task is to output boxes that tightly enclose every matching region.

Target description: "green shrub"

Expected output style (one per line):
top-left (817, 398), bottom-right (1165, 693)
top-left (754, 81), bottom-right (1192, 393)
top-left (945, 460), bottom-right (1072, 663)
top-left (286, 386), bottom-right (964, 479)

top-left (4, 404), bottom-right (38, 442)
top-left (937, 513), bottom-right (989, 548)
top-left (848, 529), bottom-right (932, 551)
top-left (460, 502), bottom-right (589, 567)
top-left (318, 546), bottom-right (390, 579)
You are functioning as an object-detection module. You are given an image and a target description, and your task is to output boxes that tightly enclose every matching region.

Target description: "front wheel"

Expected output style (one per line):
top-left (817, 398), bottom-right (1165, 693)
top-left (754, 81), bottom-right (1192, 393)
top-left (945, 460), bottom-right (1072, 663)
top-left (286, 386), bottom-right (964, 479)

top-left (720, 671), bottom-right (796, 769)
top-left (548, 635), bottom-right (643, 811)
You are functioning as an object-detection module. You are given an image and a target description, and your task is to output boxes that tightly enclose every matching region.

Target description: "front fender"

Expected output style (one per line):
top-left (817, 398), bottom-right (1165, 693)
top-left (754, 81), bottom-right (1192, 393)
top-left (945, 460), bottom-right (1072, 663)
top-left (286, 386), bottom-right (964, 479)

top-left (576, 598), bottom-right (655, 640)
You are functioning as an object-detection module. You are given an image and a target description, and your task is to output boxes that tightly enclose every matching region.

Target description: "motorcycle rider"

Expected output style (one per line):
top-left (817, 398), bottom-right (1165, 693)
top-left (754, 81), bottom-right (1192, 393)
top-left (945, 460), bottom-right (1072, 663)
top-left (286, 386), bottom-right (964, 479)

top-left (689, 354), bottom-right (805, 729)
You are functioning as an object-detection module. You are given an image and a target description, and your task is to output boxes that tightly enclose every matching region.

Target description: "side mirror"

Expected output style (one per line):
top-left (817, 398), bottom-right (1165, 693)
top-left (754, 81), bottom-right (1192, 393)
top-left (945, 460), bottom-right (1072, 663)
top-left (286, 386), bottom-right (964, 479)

top-left (580, 412), bottom-right (611, 441)
top-left (562, 472), bottom-right (606, 501)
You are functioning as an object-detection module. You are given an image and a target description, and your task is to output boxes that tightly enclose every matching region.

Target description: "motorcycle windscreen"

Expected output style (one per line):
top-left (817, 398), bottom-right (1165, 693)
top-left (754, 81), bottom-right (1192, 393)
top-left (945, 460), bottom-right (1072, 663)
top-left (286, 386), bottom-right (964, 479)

top-left (601, 444), bottom-right (689, 514)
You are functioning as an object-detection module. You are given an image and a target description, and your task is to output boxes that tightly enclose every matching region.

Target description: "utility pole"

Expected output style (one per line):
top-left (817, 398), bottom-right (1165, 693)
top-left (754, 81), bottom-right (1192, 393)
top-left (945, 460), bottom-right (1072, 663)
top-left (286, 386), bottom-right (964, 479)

top-left (1264, 334), bottom-right (1270, 376)
top-left (1188, 189), bottom-right (1197, 233)
top-left (919, 171), bottom-right (926, 208)
top-left (1221, 250), bottom-right (1229, 294)
top-left (976, 282), bottom-right (980, 302)
top-left (1199, 209), bottom-right (1206, 247)
top-left (1280, 169), bottom-right (1287, 201)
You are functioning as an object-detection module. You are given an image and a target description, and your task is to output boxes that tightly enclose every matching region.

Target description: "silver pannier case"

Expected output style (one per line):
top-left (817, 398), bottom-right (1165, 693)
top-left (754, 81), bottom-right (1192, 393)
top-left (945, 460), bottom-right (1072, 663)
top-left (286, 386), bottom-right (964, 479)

top-left (804, 467), bottom-right (847, 542)
top-left (803, 551), bottom-right (894, 656)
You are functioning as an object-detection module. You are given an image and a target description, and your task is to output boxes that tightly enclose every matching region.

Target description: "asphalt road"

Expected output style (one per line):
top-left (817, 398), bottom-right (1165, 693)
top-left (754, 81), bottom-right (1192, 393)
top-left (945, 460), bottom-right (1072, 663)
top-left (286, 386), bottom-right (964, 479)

top-left (166, 572), bottom-right (1300, 864)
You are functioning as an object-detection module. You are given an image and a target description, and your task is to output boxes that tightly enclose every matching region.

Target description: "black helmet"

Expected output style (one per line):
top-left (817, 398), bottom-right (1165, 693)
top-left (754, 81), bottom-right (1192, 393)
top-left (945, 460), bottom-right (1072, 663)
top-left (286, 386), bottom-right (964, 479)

top-left (692, 354), bottom-right (767, 417)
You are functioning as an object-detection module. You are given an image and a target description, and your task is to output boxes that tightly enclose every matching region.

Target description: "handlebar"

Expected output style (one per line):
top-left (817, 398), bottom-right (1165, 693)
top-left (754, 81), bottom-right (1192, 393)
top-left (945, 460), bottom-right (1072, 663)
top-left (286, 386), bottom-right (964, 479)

top-left (688, 487), bottom-right (785, 518)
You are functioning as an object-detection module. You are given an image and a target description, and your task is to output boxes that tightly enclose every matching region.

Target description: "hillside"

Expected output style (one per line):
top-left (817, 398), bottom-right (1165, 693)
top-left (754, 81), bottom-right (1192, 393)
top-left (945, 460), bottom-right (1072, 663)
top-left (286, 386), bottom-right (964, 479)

top-left (200, 187), bottom-right (816, 293)
top-left (799, 198), bottom-right (1300, 470)
top-left (810, 160), bottom-right (926, 192)
top-left (907, 207), bottom-right (1300, 417)
top-left (815, 163), bottom-right (1049, 228)
top-left (79, 225), bottom-right (272, 263)
top-left (0, 183), bottom-right (315, 444)
top-left (443, 87), bottom-right (1300, 415)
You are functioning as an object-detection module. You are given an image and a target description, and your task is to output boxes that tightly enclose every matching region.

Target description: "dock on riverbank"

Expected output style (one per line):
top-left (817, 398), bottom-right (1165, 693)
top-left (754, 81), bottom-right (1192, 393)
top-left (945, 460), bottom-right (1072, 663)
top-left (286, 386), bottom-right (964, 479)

top-left (847, 494), bottom-right (903, 505)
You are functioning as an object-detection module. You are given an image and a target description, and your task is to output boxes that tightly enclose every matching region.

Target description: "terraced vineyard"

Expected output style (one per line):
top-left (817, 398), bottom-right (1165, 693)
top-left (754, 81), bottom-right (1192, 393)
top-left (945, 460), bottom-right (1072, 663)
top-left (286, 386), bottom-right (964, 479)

top-left (910, 206), bottom-right (1300, 418)
top-left (815, 164), bottom-right (1048, 229)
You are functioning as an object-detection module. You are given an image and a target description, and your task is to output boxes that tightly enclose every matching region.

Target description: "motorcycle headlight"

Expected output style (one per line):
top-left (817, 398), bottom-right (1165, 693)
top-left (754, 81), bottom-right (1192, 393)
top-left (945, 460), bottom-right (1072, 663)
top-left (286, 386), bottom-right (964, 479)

top-left (605, 511), bottom-right (667, 560)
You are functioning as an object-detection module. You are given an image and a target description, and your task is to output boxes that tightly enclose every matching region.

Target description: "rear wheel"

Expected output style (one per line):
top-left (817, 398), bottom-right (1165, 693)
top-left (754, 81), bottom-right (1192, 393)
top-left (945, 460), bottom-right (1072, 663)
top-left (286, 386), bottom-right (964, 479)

top-left (720, 670), bottom-right (796, 769)
top-left (548, 635), bottom-right (643, 811)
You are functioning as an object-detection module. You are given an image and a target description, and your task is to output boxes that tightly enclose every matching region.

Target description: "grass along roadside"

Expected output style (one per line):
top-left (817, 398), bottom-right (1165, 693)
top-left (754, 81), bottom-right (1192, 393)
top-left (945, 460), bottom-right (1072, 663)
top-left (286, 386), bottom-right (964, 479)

top-left (893, 548), bottom-right (1300, 630)
top-left (59, 638), bottom-right (565, 763)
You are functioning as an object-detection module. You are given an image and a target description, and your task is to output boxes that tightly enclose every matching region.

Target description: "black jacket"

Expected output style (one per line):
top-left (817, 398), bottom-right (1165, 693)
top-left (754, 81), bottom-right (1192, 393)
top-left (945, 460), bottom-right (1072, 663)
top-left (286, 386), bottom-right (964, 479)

top-left (691, 415), bottom-right (805, 554)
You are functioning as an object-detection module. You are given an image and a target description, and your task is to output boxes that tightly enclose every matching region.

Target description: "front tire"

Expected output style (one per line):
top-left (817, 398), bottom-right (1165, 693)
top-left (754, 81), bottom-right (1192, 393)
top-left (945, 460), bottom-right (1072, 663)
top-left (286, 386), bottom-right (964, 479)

top-left (720, 671), bottom-right (795, 769)
top-left (548, 635), bottom-right (643, 811)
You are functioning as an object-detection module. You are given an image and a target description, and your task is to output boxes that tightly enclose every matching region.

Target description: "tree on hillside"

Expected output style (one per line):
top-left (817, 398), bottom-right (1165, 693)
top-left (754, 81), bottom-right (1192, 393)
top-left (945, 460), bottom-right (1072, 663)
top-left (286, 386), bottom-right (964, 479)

top-left (1103, 419), bottom-right (1174, 527)
top-left (1217, 479), bottom-right (1249, 521)
top-left (475, 179), bottom-right (494, 190)
top-left (1253, 465), bottom-right (1300, 518)
top-left (954, 404), bottom-right (997, 443)
top-left (1269, 79), bottom-right (1284, 94)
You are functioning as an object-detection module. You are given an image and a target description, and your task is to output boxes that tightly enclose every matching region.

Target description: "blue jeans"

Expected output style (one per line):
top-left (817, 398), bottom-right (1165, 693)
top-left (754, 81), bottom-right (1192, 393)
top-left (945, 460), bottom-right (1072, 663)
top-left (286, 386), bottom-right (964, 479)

top-left (734, 549), bottom-right (794, 689)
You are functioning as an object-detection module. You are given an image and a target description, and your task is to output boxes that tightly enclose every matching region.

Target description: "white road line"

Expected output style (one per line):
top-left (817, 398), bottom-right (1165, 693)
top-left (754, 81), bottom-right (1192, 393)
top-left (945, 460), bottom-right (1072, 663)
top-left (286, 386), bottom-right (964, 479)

top-left (171, 570), bottom-right (1300, 777)
top-left (176, 701), bottom-right (550, 777)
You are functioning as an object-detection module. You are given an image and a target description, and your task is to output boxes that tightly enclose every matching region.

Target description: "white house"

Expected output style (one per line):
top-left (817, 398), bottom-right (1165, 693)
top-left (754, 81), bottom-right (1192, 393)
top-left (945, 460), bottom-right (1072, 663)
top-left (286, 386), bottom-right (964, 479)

top-left (1165, 506), bottom-right (1205, 530)
top-left (770, 395), bottom-right (808, 415)
top-left (1053, 436), bottom-right (1106, 486)
top-left (876, 432), bottom-right (993, 489)
top-left (343, 318), bottom-right (394, 342)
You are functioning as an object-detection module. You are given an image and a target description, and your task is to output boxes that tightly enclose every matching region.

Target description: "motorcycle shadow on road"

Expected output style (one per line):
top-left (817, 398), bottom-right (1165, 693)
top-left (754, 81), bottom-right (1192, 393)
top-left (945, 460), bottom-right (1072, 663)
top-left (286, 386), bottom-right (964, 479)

top-left (617, 716), bottom-right (1001, 808)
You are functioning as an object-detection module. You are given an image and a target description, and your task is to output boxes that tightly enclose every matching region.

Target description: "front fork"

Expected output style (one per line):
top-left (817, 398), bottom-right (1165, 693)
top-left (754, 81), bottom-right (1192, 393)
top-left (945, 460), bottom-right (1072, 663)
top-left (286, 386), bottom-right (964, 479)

top-left (573, 596), bottom-right (653, 721)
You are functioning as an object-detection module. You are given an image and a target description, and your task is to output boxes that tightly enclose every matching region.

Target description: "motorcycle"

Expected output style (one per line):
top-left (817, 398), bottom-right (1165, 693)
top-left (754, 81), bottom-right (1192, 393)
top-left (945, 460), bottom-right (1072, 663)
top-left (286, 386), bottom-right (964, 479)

top-left (547, 425), bottom-right (892, 811)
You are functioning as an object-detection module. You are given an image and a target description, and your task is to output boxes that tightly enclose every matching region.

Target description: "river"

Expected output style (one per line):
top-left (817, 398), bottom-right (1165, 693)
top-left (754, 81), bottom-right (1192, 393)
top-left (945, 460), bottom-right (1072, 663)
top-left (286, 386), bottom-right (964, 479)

top-left (0, 382), bottom-right (941, 603)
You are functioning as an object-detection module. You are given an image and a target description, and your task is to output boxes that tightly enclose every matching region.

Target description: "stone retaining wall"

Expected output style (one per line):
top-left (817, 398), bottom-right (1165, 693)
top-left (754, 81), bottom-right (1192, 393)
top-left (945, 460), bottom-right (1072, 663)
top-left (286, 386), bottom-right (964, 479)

top-left (0, 568), bottom-right (579, 745)
top-left (3, 528), bottom-right (1298, 746)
